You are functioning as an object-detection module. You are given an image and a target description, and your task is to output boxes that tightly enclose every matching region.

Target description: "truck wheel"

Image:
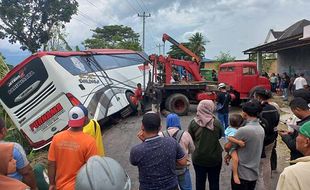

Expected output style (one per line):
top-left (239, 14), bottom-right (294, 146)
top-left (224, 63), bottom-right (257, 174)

top-left (166, 93), bottom-right (189, 116)
top-left (125, 91), bottom-right (137, 112)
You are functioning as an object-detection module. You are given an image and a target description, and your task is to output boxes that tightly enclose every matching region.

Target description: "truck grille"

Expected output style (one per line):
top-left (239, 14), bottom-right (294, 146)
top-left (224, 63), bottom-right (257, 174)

top-left (14, 82), bottom-right (56, 122)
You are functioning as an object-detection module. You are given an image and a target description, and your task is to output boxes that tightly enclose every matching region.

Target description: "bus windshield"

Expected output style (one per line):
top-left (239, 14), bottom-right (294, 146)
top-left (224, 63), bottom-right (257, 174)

top-left (55, 53), bottom-right (147, 75)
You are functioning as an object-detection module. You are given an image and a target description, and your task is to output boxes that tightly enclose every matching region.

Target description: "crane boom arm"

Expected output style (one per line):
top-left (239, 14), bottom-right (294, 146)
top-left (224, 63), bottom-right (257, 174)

top-left (162, 33), bottom-right (201, 64)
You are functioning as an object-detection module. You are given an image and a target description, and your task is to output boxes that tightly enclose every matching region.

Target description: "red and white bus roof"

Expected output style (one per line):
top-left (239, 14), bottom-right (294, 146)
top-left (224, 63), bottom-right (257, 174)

top-left (0, 49), bottom-right (139, 86)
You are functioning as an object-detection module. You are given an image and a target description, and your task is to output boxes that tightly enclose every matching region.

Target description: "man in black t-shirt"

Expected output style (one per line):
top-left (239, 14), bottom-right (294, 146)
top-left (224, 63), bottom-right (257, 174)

top-left (216, 83), bottom-right (231, 130)
top-left (253, 88), bottom-right (280, 190)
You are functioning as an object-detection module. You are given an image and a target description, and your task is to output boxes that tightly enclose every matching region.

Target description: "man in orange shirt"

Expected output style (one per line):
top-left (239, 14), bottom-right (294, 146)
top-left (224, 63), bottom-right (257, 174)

top-left (48, 104), bottom-right (98, 190)
top-left (134, 83), bottom-right (143, 116)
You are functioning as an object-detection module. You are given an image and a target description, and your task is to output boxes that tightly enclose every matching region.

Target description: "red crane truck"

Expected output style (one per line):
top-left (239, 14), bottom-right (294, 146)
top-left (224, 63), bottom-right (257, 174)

top-left (144, 34), bottom-right (270, 115)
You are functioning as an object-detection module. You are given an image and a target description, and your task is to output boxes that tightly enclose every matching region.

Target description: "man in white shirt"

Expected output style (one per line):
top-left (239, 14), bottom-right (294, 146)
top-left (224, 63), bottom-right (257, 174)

top-left (294, 73), bottom-right (308, 90)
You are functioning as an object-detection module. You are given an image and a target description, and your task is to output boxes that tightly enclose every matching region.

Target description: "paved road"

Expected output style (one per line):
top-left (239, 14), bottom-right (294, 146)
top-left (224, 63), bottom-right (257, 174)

top-left (103, 105), bottom-right (289, 190)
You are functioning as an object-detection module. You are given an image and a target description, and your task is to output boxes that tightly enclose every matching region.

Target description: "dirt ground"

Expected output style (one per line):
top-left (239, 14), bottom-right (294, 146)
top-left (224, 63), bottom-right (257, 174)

top-left (103, 96), bottom-right (291, 190)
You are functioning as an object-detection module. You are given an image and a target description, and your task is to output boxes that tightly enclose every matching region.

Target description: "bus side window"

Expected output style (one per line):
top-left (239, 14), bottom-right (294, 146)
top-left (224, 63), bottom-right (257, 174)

top-left (55, 56), bottom-right (93, 75)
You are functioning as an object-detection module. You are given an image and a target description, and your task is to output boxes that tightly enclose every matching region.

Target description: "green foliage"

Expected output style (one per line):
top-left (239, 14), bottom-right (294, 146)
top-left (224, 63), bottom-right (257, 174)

top-left (45, 26), bottom-right (72, 51)
top-left (215, 51), bottom-right (236, 64)
top-left (83, 25), bottom-right (142, 51)
top-left (0, 0), bottom-right (78, 53)
top-left (167, 32), bottom-right (207, 61)
top-left (167, 43), bottom-right (191, 60)
top-left (75, 45), bottom-right (81, 51)
top-left (0, 53), bottom-right (9, 79)
top-left (188, 32), bottom-right (206, 58)
top-left (0, 104), bottom-right (31, 153)
top-left (249, 53), bottom-right (276, 72)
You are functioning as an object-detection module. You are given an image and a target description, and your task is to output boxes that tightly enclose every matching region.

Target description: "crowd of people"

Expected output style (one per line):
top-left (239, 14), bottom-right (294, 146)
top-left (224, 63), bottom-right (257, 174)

top-left (1, 79), bottom-right (310, 190)
top-left (130, 85), bottom-right (310, 190)
top-left (268, 72), bottom-right (308, 101)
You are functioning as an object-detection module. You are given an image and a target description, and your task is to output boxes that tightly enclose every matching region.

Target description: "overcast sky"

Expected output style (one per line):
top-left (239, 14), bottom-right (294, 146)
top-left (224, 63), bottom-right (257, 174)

top-left (0, 0), bottom-right (310, 65)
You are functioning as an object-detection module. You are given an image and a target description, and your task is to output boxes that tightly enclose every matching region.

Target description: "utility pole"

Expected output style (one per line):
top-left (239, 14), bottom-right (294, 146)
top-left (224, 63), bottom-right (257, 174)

top-left (156, 44), bottom-right (164, 55)
top-left (138, 12), bottom-right (151, 51)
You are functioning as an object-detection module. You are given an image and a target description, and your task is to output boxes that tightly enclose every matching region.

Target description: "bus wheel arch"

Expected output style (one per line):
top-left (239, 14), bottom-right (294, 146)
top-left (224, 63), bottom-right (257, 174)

top-left (125, 90), bottom-right (137, 112)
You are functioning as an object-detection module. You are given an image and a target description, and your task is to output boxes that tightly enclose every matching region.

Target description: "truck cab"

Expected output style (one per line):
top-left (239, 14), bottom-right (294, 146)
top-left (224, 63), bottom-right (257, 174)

top-left (218, 62), bottom-right (270, 101)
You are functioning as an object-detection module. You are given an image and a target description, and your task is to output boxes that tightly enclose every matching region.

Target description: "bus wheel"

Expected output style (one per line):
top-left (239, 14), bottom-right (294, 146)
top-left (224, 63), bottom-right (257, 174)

top-left (33, 163), bottom-right (49, 190)
top-left (165, 93), bottom-right (189, 116)
top-left (125, 91), bottom-right (137, 112)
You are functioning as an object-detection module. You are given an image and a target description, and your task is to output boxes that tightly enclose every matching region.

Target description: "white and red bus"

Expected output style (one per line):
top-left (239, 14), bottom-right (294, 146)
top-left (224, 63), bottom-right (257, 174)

top-left (0, 49), bottom-right (151, 150)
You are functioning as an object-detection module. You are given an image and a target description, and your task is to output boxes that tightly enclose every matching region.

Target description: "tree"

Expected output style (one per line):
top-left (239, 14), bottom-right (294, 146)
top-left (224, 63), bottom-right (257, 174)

top-left (189, 32), bottom-right (206, 58)
top-left (0, 53), bottom-right (9, 79)
top-left (167, 43), bottom-right (191, 60)
top-left (45, 26), bottom-right (72, 51)
top-left (83, 25), bottom-right (141, 51)
top-left (166, 32), bottom-right (207, 63)
top-left (0, 0), bottom-right (78, 53)
top-left (215, 51), bottom-right (236, 64)
top-left (249, 53), bottom-right (276, 73)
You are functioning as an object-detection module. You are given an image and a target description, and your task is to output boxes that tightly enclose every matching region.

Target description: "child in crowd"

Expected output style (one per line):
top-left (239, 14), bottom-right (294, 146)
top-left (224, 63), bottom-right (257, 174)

top-left (224, 114), bottom-right (245, 185)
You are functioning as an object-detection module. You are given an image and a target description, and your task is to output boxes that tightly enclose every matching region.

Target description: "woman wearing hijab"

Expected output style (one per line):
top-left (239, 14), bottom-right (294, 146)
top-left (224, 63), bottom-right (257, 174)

top-left (159, 113), bottom-right (195, 190)
top-left (188, 100), bottom-right (223, 190)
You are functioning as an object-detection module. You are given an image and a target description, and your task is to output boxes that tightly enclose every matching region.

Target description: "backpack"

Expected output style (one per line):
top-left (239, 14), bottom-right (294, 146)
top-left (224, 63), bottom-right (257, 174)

top-left (162, 129), bottom-right (185, 144)
top-left (162, 129), bottom-right (187, 176)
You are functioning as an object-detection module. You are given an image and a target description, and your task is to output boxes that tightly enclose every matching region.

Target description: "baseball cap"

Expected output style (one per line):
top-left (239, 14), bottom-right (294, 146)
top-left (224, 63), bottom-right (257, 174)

top-left (299, 121), bottom-right (310, 138)
top-left (68, 104), bottom-right (88, 127)
top-left (218, 83), bottom-right (226, 89)
top-left (142, 111), bottom-right (161, 131)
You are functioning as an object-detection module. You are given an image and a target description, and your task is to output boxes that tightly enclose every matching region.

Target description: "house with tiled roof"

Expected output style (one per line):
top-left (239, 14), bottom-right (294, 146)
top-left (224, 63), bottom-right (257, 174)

top-left (244, 19), bottom-right (310, 81)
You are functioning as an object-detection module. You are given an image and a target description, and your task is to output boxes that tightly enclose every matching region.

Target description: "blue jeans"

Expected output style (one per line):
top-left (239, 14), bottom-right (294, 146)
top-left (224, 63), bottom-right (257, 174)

top-left (283, 88), bottom-right (288, 100)
top-left (218, 112), bottom-right (229, 130)
top-left (178, 168), bottom-right (192, 190)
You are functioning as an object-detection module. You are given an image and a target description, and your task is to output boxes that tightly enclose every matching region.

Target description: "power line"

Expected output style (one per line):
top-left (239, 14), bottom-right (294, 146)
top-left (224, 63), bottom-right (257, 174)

top-left (125, 0), bottom-right (139, 15)
top-left (138, 0), bottom-right (150, 13)
top-left (72, 17), bottom-right (93, 27)
top-left (134, 0), bottom-right (144, 12)
top-left (83, 0), bottom-right (120, 24)
top-left (77, 10), bottom-right (100, 26)
top-left (85, 0), bottom-right (97, 8)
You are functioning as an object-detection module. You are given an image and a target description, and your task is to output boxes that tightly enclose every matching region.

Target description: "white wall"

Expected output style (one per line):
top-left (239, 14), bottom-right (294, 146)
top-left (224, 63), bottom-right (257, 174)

top-left (278, 45), bottom-right (310, 82)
